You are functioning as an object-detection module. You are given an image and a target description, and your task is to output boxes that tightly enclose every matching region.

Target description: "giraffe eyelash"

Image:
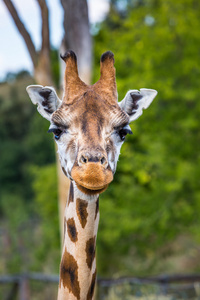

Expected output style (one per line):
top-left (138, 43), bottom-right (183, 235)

top-left (47, 124), bottom-right (69, 140)
top-left (114, 124), bottom-right (133, 141)
top-left (48, 127), bottom-right (63, 140)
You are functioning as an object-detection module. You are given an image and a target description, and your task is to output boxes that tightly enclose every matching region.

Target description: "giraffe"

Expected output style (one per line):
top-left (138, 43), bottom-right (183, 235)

top-left (26, 50), bottom-right (157, 300)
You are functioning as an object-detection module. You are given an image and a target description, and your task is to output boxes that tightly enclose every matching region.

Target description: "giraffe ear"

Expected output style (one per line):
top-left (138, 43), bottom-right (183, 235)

top-left (119, 89), bottom-right (157, 122)
top-left (26, 85), bottom-right (62, 121)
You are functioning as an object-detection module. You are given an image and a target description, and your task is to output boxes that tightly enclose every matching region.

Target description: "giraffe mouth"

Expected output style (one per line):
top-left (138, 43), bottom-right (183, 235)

top-left (71, 162), bottom-right (113, 195)
top-left (75, 182), bottom-right (109, 195)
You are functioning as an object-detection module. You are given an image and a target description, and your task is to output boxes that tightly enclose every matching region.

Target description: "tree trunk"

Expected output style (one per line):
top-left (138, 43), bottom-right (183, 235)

top-left (60, 0), bottom-right (92, 84)
top-left (58, 0), bottom-right (93, 239)
top-left (34, 52), bottom-right (53, 86)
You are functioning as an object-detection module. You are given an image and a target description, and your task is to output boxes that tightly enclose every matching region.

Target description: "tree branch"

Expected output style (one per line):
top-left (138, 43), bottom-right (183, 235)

top-left (36, 0), bottom-right (50, 54)
top-left (3, 0), bottom-right (38, 67)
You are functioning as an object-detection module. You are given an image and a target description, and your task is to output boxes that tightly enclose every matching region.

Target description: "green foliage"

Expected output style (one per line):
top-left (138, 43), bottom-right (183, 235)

top-left (94, 0), bottom-right (200, 276)
top-left (0, 192), bottom-right (32, 273)
top-left (30, 164), bottom-right (60, 272)
top-left (50, 48), bottom-right (60, 89)
top-left (0, 77), bottom-right (58, 274)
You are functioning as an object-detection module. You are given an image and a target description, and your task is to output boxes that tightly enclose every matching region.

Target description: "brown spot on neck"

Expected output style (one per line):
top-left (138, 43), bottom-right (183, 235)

top-left (86, 237), bottom-right (96, 270)
top-left (87, 270), bottom-right (97, 300)
top-left (76, 198), bottom-right (88, 228)
top-left (67, 218), bottom-right (78, 243)
top-left (68, 181), bottom-right (74, 205)
top-left (62, 166), bottom-right (68, 177)
top-left (95, 198), bottom-right (99, 220)
top-left (59, 248), bottom-right (80, 299)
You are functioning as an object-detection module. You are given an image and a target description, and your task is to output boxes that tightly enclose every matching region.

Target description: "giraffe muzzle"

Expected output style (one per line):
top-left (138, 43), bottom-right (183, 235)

top-left (71, 162), bottom-right (113, 194)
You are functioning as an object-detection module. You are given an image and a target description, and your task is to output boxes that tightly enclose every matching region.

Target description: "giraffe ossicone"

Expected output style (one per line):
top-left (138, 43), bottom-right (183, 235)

top-left (26, 50), bottom-right (157, 300)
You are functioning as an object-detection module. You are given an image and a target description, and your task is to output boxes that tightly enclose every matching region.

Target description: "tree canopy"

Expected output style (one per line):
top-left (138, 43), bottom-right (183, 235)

top-left (93, 0), bottom-right (200, 276)
top-left (0, 0), bottom-right (200, 281)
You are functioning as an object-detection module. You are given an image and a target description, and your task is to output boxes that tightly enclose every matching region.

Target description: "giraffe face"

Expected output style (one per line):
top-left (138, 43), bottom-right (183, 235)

top-left (27, 51), bottom-right (157, 195)
top-left (49, 89), bottom-right (130, 194)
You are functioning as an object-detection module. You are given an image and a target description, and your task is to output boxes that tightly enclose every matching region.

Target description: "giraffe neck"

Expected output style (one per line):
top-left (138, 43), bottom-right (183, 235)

top-left (57, 181), bottom-right (100, 300)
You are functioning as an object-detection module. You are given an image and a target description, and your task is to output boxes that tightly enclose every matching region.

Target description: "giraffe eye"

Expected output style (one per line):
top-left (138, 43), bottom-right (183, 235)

top-left (48, 127), bottom-right (63, 140)
top-left (118, 125), bottom-right (133, 141)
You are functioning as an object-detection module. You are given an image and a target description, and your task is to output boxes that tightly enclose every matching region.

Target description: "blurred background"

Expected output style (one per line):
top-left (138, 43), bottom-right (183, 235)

top-left (0, 0), bottom-right (200, 299)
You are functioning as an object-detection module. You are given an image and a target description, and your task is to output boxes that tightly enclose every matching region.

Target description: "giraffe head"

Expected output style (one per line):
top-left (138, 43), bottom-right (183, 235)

top-left (27, 51), bottom-right (157, 195)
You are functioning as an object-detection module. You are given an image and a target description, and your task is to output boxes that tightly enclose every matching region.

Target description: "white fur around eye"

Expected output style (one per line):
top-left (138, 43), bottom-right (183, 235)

top-left (107, 134), bottom-right (124, 173)
top-left (56, 133), bottom-right (77, 180)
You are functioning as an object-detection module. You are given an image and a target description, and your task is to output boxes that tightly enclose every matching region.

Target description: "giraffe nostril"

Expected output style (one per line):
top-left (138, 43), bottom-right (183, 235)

top-left (100, 156), bottom-right (106, 165)
top-left (80, 155), bottom-right (87, 164)
top-left (79, 153), bottom-right (108, 166)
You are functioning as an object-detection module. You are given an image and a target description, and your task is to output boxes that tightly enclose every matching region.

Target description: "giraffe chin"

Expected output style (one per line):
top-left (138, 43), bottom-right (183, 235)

top-left (75, 182), bottom-right (109, 195)
top-left (71, 162), bottom-right (113, 195)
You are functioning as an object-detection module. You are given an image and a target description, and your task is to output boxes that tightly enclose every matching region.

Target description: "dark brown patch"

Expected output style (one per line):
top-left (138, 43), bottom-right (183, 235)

top-left (59, 248), bottom-right (80, 299)
top-left (42, 99), bottom-right (48, 106)
top-left (130, 92), bottom-right (142, 112)
top-left (62, 166), bottom-right (68, 177)
top-left (60, 50), bottom-right (77, 63)
top-left (97, 124), bottom-right (101, 137)
top-left (39, 88), bottom-right (52, 99)
top-left (88, 156), bottom-right (100, 163)
top-left (95, 198), bottom-right (99, 220)
top-left (101, 51), bottom-right (114, 63)
top-left (68, 182), bottom-right (74, 205)
top-left (81, 115), bottom-right (88, 135)
top-left (67, 218), bottom-right (78, 242)
top-left (44, 108), bottom-right (53, 114)
top-left (87, 270), bottom-right (97, 300)
top-left (76, 198), bottom-right (88, 228)
top-left (130, 111), bottom-right (137, 116)
top-left (86, 237), bottom-right (96, 269)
